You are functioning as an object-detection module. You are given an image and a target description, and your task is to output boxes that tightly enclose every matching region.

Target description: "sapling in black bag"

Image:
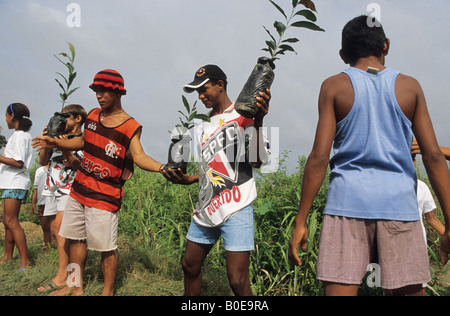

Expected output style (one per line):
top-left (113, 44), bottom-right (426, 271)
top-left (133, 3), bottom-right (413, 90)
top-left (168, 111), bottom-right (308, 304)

top-left (164, 133), bottom-right (191, 174)
top-left (235, 57), bottom-right (275, 118)
top-left (47, 112), bottom-right (68, 138)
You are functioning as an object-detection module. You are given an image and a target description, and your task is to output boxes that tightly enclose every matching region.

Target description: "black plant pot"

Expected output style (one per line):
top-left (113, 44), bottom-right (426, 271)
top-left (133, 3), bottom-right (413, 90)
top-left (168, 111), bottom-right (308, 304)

top-left (163, 134), bottom-right (191, 174)
top-left (47, 112), bottom-right (68, 138)
top-left (235, 57), bottom-right (276, 118)
top-left (0, 134), bottom-right (6, 150)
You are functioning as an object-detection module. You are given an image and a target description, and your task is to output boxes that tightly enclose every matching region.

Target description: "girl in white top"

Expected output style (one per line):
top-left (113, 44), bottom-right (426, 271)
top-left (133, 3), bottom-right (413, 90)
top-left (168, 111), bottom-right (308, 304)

top-left (0, 103), bottom-right (33, 271)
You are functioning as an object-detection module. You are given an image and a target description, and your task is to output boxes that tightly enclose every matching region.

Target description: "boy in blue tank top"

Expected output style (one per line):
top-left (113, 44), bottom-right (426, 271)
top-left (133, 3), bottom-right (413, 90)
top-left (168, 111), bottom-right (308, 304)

top-left (289, 15), bottom-right (450, 296)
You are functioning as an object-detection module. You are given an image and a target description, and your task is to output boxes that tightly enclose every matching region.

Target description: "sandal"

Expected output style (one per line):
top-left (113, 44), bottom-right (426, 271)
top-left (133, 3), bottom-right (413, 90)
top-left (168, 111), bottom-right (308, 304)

top-left (37, 280), bottom-right (63, 292)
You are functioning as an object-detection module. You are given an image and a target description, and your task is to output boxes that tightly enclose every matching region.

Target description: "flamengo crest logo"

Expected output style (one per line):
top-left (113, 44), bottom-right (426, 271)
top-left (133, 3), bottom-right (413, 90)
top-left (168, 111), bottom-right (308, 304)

top-left (105, 141), bottom-right (122, 159)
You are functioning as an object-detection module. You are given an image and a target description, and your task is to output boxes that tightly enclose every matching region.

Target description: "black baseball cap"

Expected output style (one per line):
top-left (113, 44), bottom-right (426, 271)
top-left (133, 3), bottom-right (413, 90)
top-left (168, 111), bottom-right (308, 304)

top-left (183, 65), bottom-right (227, 93)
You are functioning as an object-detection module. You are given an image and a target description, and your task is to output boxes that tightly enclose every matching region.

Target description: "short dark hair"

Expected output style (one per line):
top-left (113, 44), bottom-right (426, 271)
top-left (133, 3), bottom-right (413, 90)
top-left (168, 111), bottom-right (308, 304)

top-left (341, 15), bottom-right (387, 65)
top-left (62, 104), bottom-right (88, 125)
top-left (209, 78), bottom-right (228, 91)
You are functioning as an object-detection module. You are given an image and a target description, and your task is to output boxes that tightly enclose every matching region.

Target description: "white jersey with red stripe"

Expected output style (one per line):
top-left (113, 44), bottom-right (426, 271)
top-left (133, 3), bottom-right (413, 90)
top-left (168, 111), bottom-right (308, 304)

top-left (193, 104), bottom-right (270, 227)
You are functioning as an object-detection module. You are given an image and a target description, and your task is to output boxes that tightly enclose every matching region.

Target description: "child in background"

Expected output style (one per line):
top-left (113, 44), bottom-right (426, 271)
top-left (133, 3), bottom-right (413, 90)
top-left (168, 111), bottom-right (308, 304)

top-left (31, 164), bottom-right (51, 253)
top-left (411, 150), bottom-right (446, 241)
top-left (0, 103), bottom-right (33, 271)
top-left (37, 104), bottom-right (86, 293)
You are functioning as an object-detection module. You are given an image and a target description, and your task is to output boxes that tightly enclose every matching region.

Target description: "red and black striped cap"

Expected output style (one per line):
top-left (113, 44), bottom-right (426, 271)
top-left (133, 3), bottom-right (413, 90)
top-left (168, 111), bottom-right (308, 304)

top-left (89, 69), bottom-right (127, 95)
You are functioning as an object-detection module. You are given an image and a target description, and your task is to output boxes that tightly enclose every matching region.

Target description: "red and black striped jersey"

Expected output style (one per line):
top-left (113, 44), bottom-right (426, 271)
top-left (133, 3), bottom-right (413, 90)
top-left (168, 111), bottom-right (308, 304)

top-left (70, 108), bottom-right (142, 212)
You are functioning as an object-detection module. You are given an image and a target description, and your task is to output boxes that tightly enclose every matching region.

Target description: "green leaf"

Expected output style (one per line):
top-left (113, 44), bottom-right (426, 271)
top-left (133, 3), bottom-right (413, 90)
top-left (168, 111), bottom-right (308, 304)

top-left (188, 111), bottom-right (198, 122)
top-left (67, 87), bottom-right (80, 97)
top-left (56, 72), bottom-right (69, 86)
top-left (299, 0), bottom-right (317, 12)
top-left (182, 95), bottom-right (190, 114)
top-left (295, 9), bottom-right (317, 22)
top-left (269, 0), bottom-right (287, 19)
top-left (265, 40), bottom-right (276, 50)
top-left (282, 38), bottom-right (300, 43)
top-left (178, 111), bottom-right (189, 122)
top-left (291, 21), bottom-right (324, 32)
top-left (195, 114), bottom-right (211, 122)
top-left (55, 79), bottom-right (66, 93)
top-left (292, 0), bottom-right (299, 8)
top-left (279, 44), bottom-right (296, 53)
top-left (68, 42), bottom-right (76, 62)
top-left (273, 21), bottom-right (286, 37)
top-left (263, 26), bottom-right (277, 43)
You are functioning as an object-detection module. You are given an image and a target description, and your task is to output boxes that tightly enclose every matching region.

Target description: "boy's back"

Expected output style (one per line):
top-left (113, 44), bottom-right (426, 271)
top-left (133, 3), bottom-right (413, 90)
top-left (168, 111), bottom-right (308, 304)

top-left (324, 70), bottom-right (421, 123)
top-left (324, 67), bottom-right (418, 221)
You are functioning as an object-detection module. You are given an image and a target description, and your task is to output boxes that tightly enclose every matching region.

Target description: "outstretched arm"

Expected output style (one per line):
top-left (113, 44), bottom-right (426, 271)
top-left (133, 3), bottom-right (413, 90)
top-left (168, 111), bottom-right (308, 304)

top-left (32, 132), bottom-right (85, 152)
top-left (129, 129), bottom-right (163, 173)
top-left (411, 139), bottom-right (450, 161)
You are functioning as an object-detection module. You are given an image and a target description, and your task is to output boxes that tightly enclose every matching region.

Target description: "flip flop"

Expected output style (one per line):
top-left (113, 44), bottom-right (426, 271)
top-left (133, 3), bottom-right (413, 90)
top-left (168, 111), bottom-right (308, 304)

top-left (15, 268), bottom-right (29, 273)
top-left (37, 280), bottom-right (62, 292)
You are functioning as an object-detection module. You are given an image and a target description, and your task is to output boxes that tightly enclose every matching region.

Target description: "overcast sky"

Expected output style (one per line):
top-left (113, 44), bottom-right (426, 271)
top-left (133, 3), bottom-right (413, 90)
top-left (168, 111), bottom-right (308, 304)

top-left (1, 0), bottom-right (449, 172)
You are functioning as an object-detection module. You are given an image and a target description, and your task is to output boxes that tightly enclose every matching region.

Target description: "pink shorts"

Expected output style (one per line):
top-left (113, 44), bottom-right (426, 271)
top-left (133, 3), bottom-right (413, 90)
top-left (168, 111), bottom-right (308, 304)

top-left (317, 215), bottom-right (432, 290)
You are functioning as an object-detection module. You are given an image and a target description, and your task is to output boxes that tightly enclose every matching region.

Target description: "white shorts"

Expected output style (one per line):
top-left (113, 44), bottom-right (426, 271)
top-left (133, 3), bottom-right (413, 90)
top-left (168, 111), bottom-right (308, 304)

top-left (59, 195), bottom-right (119, 252)
top-left (43, 195), bottom-right (69, 217)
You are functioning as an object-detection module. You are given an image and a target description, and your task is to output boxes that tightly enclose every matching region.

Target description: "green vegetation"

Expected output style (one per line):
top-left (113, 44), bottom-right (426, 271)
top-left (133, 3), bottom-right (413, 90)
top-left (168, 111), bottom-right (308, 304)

top-left (54, 42), bottom-right (80, 110)
top-left (263, 0), bottom-right (325, 63)
top-left (0, 153), bottom-right (449, 296)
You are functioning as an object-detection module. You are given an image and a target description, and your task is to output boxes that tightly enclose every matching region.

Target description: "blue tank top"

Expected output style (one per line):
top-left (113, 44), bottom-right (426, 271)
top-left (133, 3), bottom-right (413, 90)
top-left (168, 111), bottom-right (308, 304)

top-left (324, 67), bottom-right (419, 221)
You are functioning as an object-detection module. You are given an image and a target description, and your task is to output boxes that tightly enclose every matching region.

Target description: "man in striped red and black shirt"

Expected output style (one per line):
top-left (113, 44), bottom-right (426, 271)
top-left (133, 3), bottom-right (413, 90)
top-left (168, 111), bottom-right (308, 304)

top-left (33, 69), bottom-right (165, 296)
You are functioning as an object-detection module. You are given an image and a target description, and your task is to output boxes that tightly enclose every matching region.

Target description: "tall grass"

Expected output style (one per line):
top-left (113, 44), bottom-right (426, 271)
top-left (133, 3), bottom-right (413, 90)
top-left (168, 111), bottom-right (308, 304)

top-left (117, 152), bottom-right (448, 296)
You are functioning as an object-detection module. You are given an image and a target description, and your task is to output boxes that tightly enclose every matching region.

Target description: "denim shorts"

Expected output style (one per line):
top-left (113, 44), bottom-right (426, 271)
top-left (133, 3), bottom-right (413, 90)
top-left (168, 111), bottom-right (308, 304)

top-left (186, 204), bottom-right (255, 252)
top-left (1, 189), bottom-right (29, 201)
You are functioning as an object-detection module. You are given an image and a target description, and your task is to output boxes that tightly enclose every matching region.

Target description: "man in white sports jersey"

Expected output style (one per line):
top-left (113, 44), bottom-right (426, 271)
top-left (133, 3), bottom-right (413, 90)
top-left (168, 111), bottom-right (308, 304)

top-left (163, 65), bottom-right (271, 296)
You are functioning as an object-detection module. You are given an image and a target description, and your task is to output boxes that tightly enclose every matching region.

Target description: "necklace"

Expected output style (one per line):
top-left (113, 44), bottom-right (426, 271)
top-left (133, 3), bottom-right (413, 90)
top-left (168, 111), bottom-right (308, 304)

top-left (101, 110), bottom-right (125, 122)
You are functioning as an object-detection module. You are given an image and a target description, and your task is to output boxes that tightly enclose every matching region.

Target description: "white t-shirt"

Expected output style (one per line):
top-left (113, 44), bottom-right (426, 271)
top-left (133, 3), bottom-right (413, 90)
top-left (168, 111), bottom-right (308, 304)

top-left (34, 166), bottom-right (48, 206)
top-left (193, 104), bottom-right (270, 227)
top-left (417, 179), bottom-right (437, 243)
top-left (0, 130), bottom-right (33, 190)
top-left (42, 147), bottom-right (83, 197)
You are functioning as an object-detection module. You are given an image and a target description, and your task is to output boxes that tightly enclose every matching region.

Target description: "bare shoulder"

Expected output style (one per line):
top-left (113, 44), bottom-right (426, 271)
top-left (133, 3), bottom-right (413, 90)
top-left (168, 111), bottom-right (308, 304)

top-left (395, 73), bottom-right (425, 121)
top-left (321, 73), bottom-right (350, 90)
top-left (396, 73), bottom-right (423, 92)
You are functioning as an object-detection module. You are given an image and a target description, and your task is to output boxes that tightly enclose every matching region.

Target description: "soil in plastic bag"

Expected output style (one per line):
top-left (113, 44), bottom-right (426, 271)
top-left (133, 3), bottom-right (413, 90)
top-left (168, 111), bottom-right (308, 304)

top-left (47, 112), bottom-right (68, 138)
top-left (235, 57), bottom-right (275, 118)
top-left (164, 134), bottom-right (191, 174)
top-left (0, 135), bottom-right (6, 150)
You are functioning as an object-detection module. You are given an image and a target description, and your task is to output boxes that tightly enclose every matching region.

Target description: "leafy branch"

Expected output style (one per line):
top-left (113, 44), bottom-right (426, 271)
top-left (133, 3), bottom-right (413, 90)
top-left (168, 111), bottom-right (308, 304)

top-left (263, 0), bottom-right (324, 62)
top-left (173, 96), bottom-right (210, 135)
top-left (55, 42), bottom-right (80, 110)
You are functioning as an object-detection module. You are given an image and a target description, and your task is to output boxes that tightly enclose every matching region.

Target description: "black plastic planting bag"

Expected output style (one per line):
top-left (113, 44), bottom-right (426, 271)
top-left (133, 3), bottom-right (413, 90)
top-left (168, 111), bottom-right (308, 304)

top-left (47, 112), bottom-right (67, 138)
top-left (235, 57), bottom-right (276, 118)
top-left (164, 134), bottom-right (191, 174)
top-left (0, 135), bottom-right (6, 150)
